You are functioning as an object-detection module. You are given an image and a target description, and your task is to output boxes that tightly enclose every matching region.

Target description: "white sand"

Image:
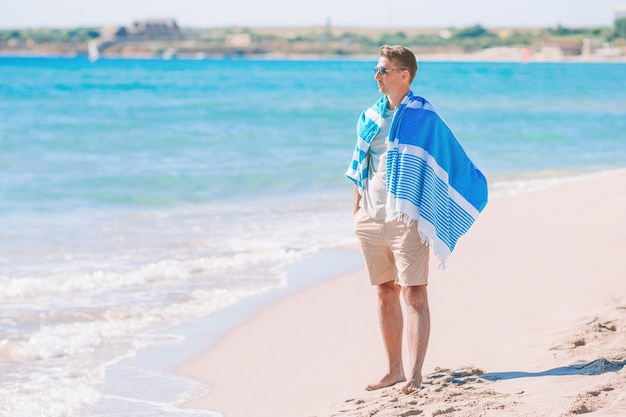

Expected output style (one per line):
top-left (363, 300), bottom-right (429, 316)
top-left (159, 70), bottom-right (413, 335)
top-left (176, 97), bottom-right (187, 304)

top-left (176, 169), bottom-right (626, 417)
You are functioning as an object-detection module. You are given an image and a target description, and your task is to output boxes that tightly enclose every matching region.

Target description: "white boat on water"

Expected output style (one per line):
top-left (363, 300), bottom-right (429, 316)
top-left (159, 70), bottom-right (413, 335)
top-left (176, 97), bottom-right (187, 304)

top-left (162, 48), bottom-right (177, 60)
top-left (88, 41), bottom-right (100, 62)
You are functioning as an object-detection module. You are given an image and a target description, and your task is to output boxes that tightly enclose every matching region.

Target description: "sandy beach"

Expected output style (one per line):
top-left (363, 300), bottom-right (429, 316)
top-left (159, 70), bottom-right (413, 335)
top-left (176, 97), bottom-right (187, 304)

top-left (176, 169), bottom-right (626, 417)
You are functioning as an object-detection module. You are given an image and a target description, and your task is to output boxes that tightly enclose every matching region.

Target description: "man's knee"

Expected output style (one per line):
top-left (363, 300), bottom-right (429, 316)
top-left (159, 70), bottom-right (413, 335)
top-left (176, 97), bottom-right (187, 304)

top-left (402, 285), bottom-right (428, 308)
top-left (377, 281), bottom-right (400, 302)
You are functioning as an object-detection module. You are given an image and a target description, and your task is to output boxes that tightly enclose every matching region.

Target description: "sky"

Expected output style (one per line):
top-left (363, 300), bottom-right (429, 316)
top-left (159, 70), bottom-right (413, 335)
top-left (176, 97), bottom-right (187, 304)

top-left (2, 0), bottom-right (625, 30)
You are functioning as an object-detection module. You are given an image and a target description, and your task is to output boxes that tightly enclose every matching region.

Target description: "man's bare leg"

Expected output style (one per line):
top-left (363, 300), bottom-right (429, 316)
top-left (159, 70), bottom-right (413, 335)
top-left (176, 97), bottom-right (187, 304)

top-left (366, 281), bottom-right (406, 391)
top-left (401, 285), bottom-right (430, 394)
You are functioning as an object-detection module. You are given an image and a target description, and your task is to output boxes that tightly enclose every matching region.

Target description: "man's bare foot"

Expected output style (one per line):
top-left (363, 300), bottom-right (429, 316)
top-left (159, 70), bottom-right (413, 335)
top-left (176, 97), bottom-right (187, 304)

top-left (400, 378), bottom-right (422, 394)
top-left (365, 373), bottom-right (406, 391)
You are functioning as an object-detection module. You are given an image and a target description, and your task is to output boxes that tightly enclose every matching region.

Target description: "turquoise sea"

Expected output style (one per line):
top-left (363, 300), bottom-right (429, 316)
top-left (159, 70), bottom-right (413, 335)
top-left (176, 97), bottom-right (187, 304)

top-left (0, 56), bottom-right (625, 416)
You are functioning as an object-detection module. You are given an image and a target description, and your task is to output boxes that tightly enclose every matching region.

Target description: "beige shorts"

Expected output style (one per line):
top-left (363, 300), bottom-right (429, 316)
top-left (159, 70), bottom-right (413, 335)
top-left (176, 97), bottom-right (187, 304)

top-left (353, 207), bottom-right (429, 287)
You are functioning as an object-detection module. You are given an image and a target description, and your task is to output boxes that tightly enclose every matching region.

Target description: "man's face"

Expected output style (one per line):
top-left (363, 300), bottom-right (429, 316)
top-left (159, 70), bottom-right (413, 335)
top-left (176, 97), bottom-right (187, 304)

top-left (374, 57), bottom-right (406, 96)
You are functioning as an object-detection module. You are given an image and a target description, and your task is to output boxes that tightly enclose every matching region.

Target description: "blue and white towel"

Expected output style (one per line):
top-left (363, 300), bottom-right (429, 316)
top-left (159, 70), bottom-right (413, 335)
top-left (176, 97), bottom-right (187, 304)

top-left (346, 90), bottom-right (488, 265)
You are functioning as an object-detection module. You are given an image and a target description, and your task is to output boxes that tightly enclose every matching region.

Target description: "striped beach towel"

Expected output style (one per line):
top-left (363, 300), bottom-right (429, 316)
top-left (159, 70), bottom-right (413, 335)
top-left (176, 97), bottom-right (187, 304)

top-left (346, 90), bottom-right (488, 266)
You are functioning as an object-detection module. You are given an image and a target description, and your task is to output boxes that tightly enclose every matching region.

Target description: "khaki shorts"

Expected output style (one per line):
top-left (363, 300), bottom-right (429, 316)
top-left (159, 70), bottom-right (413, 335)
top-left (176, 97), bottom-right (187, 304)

top-left (353, 207), bottom-right (429, 287)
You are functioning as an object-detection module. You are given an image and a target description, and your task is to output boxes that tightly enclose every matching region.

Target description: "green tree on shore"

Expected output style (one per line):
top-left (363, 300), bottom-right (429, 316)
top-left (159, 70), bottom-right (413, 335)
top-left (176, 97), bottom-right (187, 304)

top-left (616, 18), bottom-right (626, 39)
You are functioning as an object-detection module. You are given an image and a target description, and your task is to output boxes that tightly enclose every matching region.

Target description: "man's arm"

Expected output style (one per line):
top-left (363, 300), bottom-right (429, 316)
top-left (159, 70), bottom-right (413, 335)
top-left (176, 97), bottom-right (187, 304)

top-left (353, 184), bottom-right (362, 214)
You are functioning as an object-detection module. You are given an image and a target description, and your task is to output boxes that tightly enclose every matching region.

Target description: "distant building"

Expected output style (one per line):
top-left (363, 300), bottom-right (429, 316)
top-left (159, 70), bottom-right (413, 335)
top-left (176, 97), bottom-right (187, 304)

top-left (541, 40), bottom-right (581, 56)
top-left (616, 6), bottom-right (626, 20)
top-left (581, 37), bottom-right (605, 55)
top-left (127, 19), bottom-right (180, 40)
top-left (225, 33), bottom-right (252, 48)
top-left (99, 19), bottom-right (180, 42)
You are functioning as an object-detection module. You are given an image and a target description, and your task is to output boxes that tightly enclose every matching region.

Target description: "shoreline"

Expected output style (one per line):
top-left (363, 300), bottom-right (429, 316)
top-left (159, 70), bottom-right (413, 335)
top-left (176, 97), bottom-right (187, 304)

top-left (174, 167), bottom-right (626, 417)
top-left (88, 247), bottom-right (365, 415)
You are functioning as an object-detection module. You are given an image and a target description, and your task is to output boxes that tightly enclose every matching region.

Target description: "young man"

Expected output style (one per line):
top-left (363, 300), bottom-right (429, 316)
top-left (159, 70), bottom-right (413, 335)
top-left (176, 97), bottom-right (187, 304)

top-left (346, 45), bottom-right (488, 394)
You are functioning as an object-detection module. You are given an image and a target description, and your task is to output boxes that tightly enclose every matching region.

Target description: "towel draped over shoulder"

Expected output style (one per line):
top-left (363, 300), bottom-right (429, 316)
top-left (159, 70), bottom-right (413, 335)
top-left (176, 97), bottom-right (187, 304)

top-left (346, 90), bottom-right (488, 266)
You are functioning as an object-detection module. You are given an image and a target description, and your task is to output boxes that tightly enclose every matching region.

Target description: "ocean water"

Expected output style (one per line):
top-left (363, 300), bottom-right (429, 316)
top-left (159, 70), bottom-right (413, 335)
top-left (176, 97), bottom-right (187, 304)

top-left (0, 56), bottom-right (625, 416)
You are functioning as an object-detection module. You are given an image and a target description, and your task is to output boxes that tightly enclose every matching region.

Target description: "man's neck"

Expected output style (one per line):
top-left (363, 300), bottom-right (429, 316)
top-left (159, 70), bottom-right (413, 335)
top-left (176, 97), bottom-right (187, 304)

top-left (387, 88), bottom-right (409, 110)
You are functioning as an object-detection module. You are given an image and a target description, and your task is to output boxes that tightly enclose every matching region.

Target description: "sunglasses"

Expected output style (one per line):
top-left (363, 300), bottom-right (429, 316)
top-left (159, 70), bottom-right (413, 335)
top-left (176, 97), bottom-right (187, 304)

top-left (374, 66), bottom-right (407, 76)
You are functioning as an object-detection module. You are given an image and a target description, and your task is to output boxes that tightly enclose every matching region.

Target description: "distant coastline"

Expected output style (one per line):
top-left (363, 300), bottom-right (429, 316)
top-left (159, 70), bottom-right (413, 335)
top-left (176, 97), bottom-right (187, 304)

top-left (1, 50), bottom-right (625, 64)
top-left (1, 20), bottom-right (625, 62)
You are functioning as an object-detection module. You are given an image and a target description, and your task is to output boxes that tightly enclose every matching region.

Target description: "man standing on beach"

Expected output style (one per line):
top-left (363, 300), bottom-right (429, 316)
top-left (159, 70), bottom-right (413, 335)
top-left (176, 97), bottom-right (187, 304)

top-left (346, 45), bottom-right (487, 394)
